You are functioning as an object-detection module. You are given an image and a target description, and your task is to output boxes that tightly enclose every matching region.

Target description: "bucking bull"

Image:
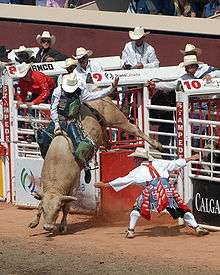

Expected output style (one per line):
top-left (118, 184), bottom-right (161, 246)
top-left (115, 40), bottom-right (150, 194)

top-left (29, 97), bottom-right (162, 233)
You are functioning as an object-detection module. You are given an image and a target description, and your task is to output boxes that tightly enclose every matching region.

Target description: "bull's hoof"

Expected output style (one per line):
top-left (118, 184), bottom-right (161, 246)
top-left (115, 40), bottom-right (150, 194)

top-left (28, 220), bottom-right (39, 229)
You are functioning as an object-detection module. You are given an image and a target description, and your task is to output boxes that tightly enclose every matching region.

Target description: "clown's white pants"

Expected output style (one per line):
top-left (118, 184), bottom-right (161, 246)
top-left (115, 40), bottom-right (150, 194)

top-left (128, 210), bottom-right (198, 230)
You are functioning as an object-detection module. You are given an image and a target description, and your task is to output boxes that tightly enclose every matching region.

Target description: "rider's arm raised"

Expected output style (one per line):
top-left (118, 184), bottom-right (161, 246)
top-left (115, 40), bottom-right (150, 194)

top-left (80, 76), bottom-right (119, 102)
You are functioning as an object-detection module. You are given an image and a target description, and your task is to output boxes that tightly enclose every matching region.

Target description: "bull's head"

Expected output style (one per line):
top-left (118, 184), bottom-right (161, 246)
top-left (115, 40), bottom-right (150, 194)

top-left (32, 191), bottom-right (77, 231)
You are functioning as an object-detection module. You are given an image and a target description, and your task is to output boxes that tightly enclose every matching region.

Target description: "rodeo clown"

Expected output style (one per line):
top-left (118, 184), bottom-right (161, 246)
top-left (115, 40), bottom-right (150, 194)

top-left (95, 147), bottom-right (209, 238)
top-left (37, 68), bottom-right (119, 183)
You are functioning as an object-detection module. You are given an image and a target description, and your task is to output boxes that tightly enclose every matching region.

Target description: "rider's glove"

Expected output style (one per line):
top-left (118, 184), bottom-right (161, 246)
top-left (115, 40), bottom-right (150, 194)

top-left (54, 120), bottom-right (61, 134)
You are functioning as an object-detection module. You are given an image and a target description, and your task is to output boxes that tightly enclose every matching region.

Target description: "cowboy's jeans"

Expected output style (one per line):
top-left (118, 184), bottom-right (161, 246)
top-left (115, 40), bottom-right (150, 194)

top-left (36, 121), bottom-right (66, 158)
top-left (67, 122), bottom-right (94, 166)
top-left (36, 121), bottom-right (94, 165)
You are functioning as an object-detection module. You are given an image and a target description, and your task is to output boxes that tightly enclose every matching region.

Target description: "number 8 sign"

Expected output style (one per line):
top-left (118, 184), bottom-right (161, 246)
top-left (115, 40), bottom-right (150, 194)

top-left (6, 65), bottom-right (17, 77)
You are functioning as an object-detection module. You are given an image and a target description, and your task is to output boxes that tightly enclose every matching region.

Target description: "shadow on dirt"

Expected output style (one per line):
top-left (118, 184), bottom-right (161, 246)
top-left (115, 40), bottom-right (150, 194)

top-left (138, 225), bottom-right (192, 237)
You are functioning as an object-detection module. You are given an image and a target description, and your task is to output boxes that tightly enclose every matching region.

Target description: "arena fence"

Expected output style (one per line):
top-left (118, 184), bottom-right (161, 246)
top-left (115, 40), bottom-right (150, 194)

top-left (176, 78), bottom-right (220, 229)
top-left (1, 62), bottom-right (220, 229)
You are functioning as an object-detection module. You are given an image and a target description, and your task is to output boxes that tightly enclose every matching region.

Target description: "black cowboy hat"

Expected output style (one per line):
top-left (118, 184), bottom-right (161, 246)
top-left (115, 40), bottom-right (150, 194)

top-left (0, 45), bottom-right (12, 60)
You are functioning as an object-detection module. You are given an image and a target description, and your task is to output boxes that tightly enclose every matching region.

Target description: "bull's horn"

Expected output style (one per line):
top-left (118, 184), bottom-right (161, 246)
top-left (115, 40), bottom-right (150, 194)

top-left (31, 191), bottom-right (44, 200)
top-left (61, 196), bottom-right (77, 203)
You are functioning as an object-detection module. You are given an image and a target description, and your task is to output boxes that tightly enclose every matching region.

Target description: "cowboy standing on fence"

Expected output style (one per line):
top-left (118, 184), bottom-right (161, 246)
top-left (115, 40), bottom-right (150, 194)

top-left (35, 31), bottom-right (67, 63)
top-left (95, 147), bottom-right (209, 238)
top-left (15, 63), bottom-right (55, 107)
top-left (121, 26), bottom-right (159, 69)
top-left (73, 47), bottom-right (103, 84)
top-left (147, 44), bottom-right (220, 147)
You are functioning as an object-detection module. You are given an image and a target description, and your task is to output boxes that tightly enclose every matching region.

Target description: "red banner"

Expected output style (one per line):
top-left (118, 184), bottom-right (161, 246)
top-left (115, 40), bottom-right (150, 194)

top-left (2, 84), bottom-right (12, 202)
top-left (176, 102), bottom-right (184, 158)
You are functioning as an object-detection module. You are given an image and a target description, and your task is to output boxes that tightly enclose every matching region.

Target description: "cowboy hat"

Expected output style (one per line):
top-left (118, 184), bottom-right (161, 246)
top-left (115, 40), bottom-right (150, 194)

top-left (128, 147), bottom-right (149, 159)
top-left (36, 31), bottom-right (56, 46)
top-left (14, 45), bottom-right (34, 58)
top-left (14, 62), bottom-right (31, 78)
top-left (62, 72), bottom-right (79, 93)
top-left (72, 47), bottom-right (93, 60)
top-left (61, 58), bottom-right (78, 69)
top-left (180, 44), bottom-right (202, 56)
top-left (179, 55), bottom-right (203, 67)
top-left (129, 26), bottom-right (150, 40)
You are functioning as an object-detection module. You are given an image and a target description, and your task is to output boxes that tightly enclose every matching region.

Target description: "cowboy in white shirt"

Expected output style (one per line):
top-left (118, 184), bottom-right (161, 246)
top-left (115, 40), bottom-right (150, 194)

top-left (147, 44), bottom-right (220, 91)
top-left (73, 47), bottom-right (103, 84)
top-left (121, 26), bottom-right (159, 69)
top-left (95, 147), bottom-right (209, 238)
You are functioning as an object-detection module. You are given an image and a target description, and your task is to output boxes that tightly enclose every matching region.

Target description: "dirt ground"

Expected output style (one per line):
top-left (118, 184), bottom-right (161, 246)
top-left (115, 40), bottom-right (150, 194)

top-left (0, 203), bottom-right (219, 275)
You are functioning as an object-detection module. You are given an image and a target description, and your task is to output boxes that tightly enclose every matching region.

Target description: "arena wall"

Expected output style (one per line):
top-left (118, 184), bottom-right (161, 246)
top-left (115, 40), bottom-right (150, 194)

top-left (0, 5), bottom-right (220, 67)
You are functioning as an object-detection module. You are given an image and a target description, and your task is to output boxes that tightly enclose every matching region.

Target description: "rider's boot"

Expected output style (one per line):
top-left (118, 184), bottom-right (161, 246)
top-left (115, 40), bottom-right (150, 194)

top-left (84, 166), bottom-right (92, 184)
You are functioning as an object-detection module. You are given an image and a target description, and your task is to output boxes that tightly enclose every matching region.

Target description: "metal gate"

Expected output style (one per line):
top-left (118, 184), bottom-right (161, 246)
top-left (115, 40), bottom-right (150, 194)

top-left (176, 78), bottom-right (220, 229)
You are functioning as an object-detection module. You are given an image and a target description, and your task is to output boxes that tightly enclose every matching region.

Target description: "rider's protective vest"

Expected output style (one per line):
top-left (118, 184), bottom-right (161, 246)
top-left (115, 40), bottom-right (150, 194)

top-left (57, 88), bottom-right (81, 120)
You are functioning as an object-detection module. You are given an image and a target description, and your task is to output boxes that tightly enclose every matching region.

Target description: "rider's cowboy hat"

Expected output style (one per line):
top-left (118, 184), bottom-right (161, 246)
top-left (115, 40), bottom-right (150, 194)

top-left (36, 31), bottom-right (56, 46)
top-left (180, 44), bottom-right (202, 56)
top-left (129, 26), bottom-right (150, 40)
top-left (61, 58), bottom-right (78, 69)
top-left (179, 55), bottom-right (203, 67)
top-left (62, 73), bottom-right (79, 93)
top-left (72, 47), bottom-right (93, 60)
top-left (14, 45), bottom-right (34, 58)
top-left (128, 147), bottom-right (149, 159)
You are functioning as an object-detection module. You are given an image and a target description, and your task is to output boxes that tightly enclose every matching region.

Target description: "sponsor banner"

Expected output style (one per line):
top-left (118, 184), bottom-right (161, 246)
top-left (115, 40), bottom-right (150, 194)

top-left (15, 158), bottom-right (44, 207)
top-left (2, 85), bottom-right (11, 144)
top-left (15, 157), bottom-right (97, 209)
top-left (91, 66), bottom-right (185, 87)
top-left (6, 63), bottom-right (185, 85)
top-left (6, 62), bottom-right (67, 78)
top-left (2, 84), bottom-right (13, 202)
top-left (77, 158), bottom-right (98, 211)
top-left (192, 179), bottom-right (220, 227)
top-left (176, 102), bottom-right (184, 158)
top-left (5, 56), bottom-right (122, 79)
top-left (181, 78), bottom-right (220, 95)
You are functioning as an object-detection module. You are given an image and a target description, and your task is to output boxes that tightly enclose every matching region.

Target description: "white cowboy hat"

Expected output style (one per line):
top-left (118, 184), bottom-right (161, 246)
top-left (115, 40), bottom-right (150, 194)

top-left (179, 55), bottom-right (203, 67)
top-left (129, 26), bottom-right (150, 40)
top-left (180, 44), bottom-right (202, 55)
top-left (14, 45), bottom-right (34, 58)
top-left (61, 73), bottom-right (79, 93)
top-left (61, 58), bottom-right (78, 69)
top-left (36, 31), bottom-right (56, 46)
top-left (72, 47), bottom-right (93, 60)
top-left (128, 147), bottom-right (149, 159)
top-left (14, 62), bottom-right (31, 78)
